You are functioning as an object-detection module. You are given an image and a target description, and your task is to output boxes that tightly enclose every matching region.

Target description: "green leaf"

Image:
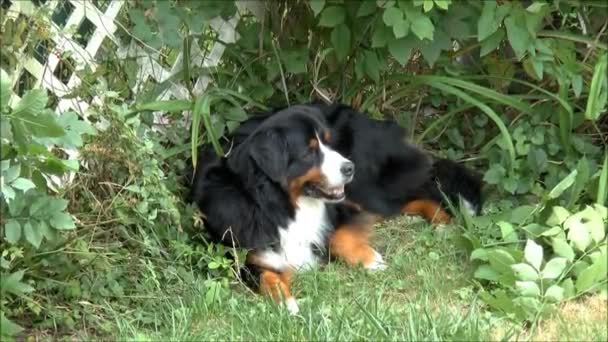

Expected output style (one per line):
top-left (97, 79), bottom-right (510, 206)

top-left (516, 281), bottom-right (540, 297)
top-left (357, 1), bottom-right (377, 17)
top-left (575, 264), bottom-right (598, 294)
top-left (584, 54), bottom-right (607, 121)
top-left (471, 248), bottom-right (489, 261)
top-left (36, 111), bottom-right (96, 148)
top-left (4, 219), bottom-right (21, 243)
top-left (12, 88), bottom-right (47, 116)
top-left (542, 257), bottom-right (567, 279)
top-left (488, 249), bottom-right (516, 274)
top-left (484, 164), bottom-right (506, 184)
top-left (546, 206), bottom-right (571, 226)
top-left (319, 6), bottom-right (345, 27)
top-left (547, 169), bottom-right (577, 199)
top-left (388, 37), bottom-right (417, 66)
top-left (510, 205), bottom-right (536, 224)
top-left (1, 312), bottom-right (24, 336)
top-left (504, 10), bottom-right (531, 61)
top-left (562, 278), bottom-right (575, 299)
top-left (410, 14), bottom-right (434, 40)
top-left (524, 239), bottom-right (543, 270)
top-left (372, 23), bottom-right (393, 48)
top-left (134, 100), bottom-right (192, 113)
top-left (566, 206), bottom-right (605, 243)
top-left (331, 24), bottom-right (351, 62)
top-left (281, 50), bottom-right (308, 74)
top-left (310, 0), bottom-right (325, 17)
top-left (566, 217), bottom-right (591, 252)
top-left (383, 7), bottom-right (403, 26)
top-left (420, 28), bottom-right (450, 66)
top-left (392, 18), bottom-right (410, 38)
top-left (526, 2), bottom-right (546, 13)
top-left (1, 69), bottom-right (12, 110)
top-left (512, 263), bottom-right (539, 281)
top-left (23, 221), bottom-right (42, 248)
top-left (480, 29), bottom-right (505, 57)
top-left (434, 0), bottom-right (450, 10)
top-left (423, 0), bottom-right (433, 12)
top-left (20, 111), bottom-right (65, 137)
top-left (3, 269), bottom-right (34, 295)
top-left (4, 163), bottom-right (20, 183)
top-left (498, 221), bottom-right (518, 243)
top-left (49, 212), bottom-right (76, 230)
top-left (11, 178), bottom-right (35, 192)
top-left (364, 51), bottom-right (380, 82)
top-left (474, 264), bottom-right (499, 281)
top-left (552, 238), bottom-right (575, 262)
top-left (544, 285), bottom-right (564, 303)
top-left (477, 2), bottom-right (499, 41)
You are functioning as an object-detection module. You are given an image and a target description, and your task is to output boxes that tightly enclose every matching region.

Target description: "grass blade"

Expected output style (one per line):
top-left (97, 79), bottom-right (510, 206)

top-left (538, 30), bottom-right (608, 50)
top-left (414, 79), bottom-right (516, 169)
top-left (598, 153), bottom-right (608, 205)
top-left (183, 35), bottom-right (192, 93)
top-left (191, 94), bottom-right (223, 169)
top-left (584, 54), bottom-right (607, 121)
top-left (132, 100), bottom-right (193, 114)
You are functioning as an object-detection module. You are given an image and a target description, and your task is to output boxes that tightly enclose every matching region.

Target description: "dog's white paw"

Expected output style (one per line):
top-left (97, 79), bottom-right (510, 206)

top-left (365, 250), bottom-right (387, 270)
top-left (285, 297), bottom-right (300, 315)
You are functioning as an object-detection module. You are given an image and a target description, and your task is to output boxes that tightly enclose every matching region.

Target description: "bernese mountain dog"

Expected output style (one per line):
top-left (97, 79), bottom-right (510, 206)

top-left (190, 105), bottom-right (386, 314)
top-left (215, 102), bottom-right (483, 224)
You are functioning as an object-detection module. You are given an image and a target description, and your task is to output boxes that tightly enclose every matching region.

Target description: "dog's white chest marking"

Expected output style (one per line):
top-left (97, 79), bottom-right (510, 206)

top-left (258, 197), bottom-right (331, 271)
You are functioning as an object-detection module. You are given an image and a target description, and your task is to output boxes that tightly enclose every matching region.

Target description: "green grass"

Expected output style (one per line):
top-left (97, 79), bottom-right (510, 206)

top-left (105, 216), bottom-right (606, 341)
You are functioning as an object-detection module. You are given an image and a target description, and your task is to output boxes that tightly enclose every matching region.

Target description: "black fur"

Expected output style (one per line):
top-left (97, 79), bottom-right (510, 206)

top-left (220, 102), bottom-right (483, 219)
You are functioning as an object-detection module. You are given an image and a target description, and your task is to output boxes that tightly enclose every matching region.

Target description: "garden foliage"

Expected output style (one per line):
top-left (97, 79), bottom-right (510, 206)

top-left (1, 0), bottom-right (607, 337)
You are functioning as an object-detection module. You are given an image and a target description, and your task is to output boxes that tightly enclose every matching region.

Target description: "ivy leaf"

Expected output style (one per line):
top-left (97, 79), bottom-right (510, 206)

top-left (11, 178), bottom-right (35, 193)
top-left (1, 68), bottom-right (12, 110)
top-left (477, 1), bottom-right (499, 41)
top-left (357, 1), bottom-right (376, 17)
top-left (383, 7), bottom-right (403, 26)
top-left (49, 212), bottom-right (76, 230)
top-left (487, 249), bottom-right (516, 274)
top-left (552, 238), bottom-right (575, 262)
top-left (310, 0), bottom-right (325, 16)
top-left (23, 221), bottom-right (43, 248)
top-left (544, 285), bottom-right (564, 303)
top-left (4, 219), bottom-right (21, 243)
top-left (524, 239), bottom-right (543, 270)
top-left (504, 10), bottom-right (531, 61)
top-left (388, 36), bottom-right (417, 66)
top-left (516, 281), bottom-right (540, 297)
top-left (542, 257), bottom-right (567, 279)
top-left (319, 6), bottom-right (345, 27)
top-left (331, 24), bottom-right (351, 62)
top-left (512, 263), bottom-right (539, 281)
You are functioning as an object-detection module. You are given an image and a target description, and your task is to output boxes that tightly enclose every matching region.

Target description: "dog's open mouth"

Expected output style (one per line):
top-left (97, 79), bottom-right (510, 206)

top-left (303, 183), bottom-right (346, 202)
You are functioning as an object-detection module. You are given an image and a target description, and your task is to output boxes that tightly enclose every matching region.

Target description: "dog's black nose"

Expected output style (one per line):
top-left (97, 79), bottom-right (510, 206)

top-left (341, 161), bottom-right (355, 177)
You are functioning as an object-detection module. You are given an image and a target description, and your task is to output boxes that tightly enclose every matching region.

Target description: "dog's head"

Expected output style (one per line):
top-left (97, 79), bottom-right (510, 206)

top-left (228, 105), bottom-right (354, 204)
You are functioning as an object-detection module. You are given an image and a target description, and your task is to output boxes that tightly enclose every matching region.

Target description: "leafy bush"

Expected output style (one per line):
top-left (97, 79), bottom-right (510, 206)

top-left (1, 0), bottom-right (607, 338)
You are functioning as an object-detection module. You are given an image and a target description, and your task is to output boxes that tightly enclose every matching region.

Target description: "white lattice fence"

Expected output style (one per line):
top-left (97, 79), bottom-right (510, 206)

top-left (2, 0), bottom-right (260, 185)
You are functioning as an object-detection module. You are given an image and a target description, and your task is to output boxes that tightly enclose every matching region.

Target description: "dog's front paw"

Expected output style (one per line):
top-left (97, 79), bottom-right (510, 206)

top-left (285, 297), bottom-right (300, 315)
top-left (365, 250), bottom-right (387, 270)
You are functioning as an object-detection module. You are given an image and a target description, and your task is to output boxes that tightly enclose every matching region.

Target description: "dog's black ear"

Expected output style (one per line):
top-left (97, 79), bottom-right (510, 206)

top-left (249, 129), bottom-right (288, 184)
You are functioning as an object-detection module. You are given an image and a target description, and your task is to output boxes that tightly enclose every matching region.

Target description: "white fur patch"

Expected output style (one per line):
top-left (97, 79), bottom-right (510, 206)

top-left (318, 138), bottom-right (351, 187)
top-left (365, 250), bottom-right (387, 271)
top-left (285, 297), bottom-right (300, 315)
top-left (257, 197), bottom-right (331, 271)
top-left (462, 199), bottom-right (477, 216)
